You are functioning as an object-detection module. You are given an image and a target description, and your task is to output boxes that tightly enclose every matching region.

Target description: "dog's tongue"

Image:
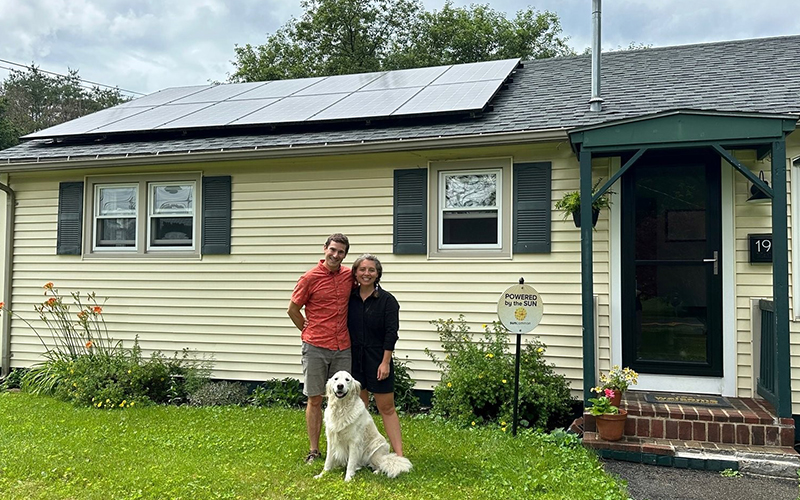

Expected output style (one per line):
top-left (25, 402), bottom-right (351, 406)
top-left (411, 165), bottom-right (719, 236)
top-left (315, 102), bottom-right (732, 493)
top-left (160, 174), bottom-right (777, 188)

top-left (335, 391), bottom-right (346, 398)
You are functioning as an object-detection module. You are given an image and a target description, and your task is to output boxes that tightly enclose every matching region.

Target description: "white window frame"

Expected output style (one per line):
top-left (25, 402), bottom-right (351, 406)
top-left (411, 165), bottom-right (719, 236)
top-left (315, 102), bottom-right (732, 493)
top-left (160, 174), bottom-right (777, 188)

top-left (428, 157), bottom-right (513, 259)
top-left (84, 172), bottom-right (201, 259)
top-left (438, 168), bottom-right (502, 250)
top-left (93, 183), bottom-right (139, 252)
top-left (146, 181), bottom-right (197, 252)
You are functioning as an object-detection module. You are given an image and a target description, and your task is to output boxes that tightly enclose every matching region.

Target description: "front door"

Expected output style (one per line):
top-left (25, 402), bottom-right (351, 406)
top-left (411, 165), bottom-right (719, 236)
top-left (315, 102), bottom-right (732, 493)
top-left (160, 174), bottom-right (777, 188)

top-left (621, 150), bottom-right (723, 377)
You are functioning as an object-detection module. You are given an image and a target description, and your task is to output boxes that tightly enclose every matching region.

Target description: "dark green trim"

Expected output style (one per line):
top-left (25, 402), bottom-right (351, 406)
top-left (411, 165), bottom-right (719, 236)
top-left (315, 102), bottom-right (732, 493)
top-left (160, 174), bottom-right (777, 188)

top-left (771, 140), bottom-right (791, 418)
top-left (393, 168), bottom-right (428, 255)
top-left (712, 144), bottom-right (773, 198)
top-left (201, 176), bottom-right (232, 255)
top-left (591, 148), bottom-right (647, 204)
top-left (570, 110), bottom-right (797, 152)
top-left (513, 162), bottom-right (551, 253)
top-left (580, 149), bottom-right (595, 403)
top-left (57, 181), bottom-right (84, 255)
top-left (595, 449), bottom-right (738, 471)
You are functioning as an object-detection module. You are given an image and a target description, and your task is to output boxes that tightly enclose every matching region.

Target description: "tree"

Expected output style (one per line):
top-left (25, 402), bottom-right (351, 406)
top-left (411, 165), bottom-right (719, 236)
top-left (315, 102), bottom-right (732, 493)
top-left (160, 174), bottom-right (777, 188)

top-left (385, 2), bottom-right (574, 69)
top-left (230, 0), bottom-right (422, 82)
top-left (0, 65), bottom-right (128, 150)
top-left (229, 0), bottom-right (574, 82)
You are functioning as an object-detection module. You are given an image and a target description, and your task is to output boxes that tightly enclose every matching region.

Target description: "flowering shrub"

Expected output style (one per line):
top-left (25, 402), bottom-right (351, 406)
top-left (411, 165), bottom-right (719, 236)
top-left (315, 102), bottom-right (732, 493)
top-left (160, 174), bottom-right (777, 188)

top-left (596, 365), bottom-right (638, 394)
top-left (426, 316), bottom-right (574, 430)
top-left (588, 388), bottom-right (621, 416)
top-left (2, 283), bottom-right (212, 409)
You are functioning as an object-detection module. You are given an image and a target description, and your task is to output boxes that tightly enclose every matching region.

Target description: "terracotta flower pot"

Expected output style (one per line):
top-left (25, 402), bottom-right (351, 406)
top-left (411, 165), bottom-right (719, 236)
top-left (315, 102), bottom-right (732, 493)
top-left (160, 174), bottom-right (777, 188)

top-left (595, 409), bottom-right (627, 441)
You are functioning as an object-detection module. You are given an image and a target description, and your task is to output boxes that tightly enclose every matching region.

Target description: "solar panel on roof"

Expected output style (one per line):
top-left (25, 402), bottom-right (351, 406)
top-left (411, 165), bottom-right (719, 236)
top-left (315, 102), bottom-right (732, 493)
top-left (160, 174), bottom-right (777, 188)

top-left (314, 88), bottom-right (421, 120)
top-left (169, 82), bottom-right (269, 104)
top-left (294, 71), bottom-right (383, 96)
top-left (93, 103), bottom-right (214, 133)
top-left (156, 99), bottom-right (279, 128)
top-left (228, 77), bottom-right (326, 99)
top-left (22, 58), bottom-right (520, 139)
top-left (393, 80), bottom-right (504, 116)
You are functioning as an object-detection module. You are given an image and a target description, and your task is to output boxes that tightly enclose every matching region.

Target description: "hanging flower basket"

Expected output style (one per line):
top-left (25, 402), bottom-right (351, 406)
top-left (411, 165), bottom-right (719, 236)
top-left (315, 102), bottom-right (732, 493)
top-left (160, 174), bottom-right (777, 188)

top-left (571, 207), bottom-right (600, 228)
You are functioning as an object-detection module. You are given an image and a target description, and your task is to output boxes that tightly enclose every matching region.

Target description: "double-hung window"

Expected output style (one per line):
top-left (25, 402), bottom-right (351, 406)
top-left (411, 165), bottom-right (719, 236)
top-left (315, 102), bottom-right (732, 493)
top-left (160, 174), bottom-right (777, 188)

top-left (87, 173), bottom-right (200, 257)
top-left (439, 169), bottom-right (502, 248)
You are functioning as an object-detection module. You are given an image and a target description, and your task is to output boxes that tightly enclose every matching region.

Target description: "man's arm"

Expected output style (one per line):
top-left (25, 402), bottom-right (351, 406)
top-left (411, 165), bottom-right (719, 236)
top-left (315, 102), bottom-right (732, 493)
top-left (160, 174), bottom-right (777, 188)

top-left (287, 301), bottom-right (306, 331)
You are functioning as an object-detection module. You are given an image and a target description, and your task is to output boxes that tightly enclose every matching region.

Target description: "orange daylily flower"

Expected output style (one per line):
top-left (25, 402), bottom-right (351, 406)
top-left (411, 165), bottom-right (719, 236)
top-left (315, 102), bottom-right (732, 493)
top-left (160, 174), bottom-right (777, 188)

top-left (44, 282), bottom-right (54, 290)
top-left (0, 301), bottom-right (4, 309)
top-left (92, 306), bottom-right (103, 314)
top-left (85, 340), bottom-right (93, 349)
top-left (45, 297), bottom-right (57, 307)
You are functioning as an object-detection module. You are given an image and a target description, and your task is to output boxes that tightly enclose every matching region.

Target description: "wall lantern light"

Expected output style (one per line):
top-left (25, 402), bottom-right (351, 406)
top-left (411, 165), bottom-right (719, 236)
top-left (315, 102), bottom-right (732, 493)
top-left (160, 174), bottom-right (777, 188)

top-left (747, 170), bottom-right (771, 203)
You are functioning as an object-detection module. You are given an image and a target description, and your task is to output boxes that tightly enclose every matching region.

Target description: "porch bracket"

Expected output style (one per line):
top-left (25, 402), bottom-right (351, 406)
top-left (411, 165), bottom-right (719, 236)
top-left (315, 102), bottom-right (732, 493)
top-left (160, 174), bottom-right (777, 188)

top-left (770, 139), bottom-right (791, 418)
top-left (592, 147), bottom-right (648, 205)
top-left (580, 149), bottom-right (596, 402)
top-left (711, 144), bottom-right (774, 198)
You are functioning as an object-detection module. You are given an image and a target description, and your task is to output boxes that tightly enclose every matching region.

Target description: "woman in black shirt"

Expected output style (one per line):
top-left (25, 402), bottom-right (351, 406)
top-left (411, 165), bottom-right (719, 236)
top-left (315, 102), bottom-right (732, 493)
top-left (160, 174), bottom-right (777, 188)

top-left (348, 253), bottom-right (404, 456)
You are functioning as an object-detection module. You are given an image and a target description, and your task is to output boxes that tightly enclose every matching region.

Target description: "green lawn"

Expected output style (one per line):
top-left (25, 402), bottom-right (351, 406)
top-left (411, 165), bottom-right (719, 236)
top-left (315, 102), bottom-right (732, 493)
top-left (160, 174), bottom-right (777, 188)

top-left (0, 392), bottom-right (627, 500)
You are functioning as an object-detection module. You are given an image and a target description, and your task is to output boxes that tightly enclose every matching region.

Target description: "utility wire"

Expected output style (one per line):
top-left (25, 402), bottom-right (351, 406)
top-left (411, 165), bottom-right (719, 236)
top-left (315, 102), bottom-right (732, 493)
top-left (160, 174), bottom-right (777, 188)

top-left (0, 58), bottom-right (146, 96)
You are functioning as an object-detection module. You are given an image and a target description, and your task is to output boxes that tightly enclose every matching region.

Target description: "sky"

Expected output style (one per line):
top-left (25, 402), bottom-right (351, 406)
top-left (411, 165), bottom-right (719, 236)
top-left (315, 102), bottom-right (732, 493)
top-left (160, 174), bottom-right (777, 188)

top-left (0, 0), bottom-right (798, 97)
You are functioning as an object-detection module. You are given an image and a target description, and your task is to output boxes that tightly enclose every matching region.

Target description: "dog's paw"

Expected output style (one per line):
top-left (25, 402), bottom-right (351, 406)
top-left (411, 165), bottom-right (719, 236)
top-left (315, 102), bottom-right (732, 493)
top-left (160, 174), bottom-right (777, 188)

top-left (344, 473), bottom-right (355, 482)
top-left (314, 472), bottom-right (325, 479)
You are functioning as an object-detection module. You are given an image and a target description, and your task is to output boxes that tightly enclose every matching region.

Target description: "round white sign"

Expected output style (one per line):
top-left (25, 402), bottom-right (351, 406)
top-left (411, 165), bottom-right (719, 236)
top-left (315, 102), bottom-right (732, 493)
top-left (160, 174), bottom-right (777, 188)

top-left (497, 283), bottom-right (543, 334)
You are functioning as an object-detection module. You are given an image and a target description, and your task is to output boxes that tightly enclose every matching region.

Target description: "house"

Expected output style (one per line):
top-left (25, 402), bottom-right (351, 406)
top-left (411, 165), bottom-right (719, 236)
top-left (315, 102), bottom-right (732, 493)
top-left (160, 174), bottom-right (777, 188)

top-left (0, 36), bottom-right (798, 444)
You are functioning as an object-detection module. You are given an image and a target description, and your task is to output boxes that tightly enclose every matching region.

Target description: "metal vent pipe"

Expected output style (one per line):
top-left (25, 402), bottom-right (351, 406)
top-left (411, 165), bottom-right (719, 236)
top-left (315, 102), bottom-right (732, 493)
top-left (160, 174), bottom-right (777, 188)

top-left (590, 0), bottom-right (604, 112)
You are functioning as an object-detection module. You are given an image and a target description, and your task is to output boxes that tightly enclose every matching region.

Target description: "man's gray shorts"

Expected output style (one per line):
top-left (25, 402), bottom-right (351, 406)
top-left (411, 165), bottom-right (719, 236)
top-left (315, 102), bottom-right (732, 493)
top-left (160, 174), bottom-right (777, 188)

top-left (301, 342), bottom-right (352, 397)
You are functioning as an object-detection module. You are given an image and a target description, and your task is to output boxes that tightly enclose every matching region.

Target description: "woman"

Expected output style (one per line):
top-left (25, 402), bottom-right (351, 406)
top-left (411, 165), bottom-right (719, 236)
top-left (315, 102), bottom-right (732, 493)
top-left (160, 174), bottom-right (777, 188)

top-left (348, 253), bottom-right (404, 457)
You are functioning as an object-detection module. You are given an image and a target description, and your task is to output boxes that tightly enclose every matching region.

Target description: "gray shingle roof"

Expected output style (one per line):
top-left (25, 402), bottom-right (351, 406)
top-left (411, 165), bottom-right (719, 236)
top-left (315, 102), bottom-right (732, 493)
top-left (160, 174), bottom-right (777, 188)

top-left (2, 35), bottom-right (798, 164)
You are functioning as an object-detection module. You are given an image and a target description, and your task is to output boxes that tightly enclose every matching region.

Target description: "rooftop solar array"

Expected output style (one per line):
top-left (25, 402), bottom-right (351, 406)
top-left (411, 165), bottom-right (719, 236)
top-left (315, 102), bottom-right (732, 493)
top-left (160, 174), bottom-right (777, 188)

top-left (24, 58), bottom-right (520, 140)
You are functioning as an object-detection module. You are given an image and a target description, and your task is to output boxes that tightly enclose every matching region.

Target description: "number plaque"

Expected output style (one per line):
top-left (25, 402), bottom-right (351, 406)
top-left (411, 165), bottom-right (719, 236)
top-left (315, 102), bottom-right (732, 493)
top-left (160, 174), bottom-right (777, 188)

top-left (749, 233), bottom-right (772, 263)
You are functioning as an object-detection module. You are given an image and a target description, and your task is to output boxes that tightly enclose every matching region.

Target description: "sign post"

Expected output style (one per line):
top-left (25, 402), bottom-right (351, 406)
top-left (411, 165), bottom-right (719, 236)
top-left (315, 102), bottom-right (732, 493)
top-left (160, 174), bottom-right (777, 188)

top-left (497, 278), bottom-right (544, 435)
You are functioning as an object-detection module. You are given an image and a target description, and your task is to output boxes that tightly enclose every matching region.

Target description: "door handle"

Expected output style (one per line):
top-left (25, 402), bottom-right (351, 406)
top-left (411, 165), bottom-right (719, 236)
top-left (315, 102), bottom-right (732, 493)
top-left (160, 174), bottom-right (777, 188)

top-left (703, 251), bottom-right (719, 275)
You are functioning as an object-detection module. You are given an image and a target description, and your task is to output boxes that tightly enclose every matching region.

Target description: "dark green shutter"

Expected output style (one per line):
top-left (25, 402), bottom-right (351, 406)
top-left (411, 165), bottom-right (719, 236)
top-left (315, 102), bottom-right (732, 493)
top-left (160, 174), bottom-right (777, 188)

top-left (393, 168), bottom-right (427, 254)
top-left (513, 162), bottom-right (551, 253)
top-left (202, 175), bottom-right (231, 255)
top-left (57, 181), bottom-right (84, 255)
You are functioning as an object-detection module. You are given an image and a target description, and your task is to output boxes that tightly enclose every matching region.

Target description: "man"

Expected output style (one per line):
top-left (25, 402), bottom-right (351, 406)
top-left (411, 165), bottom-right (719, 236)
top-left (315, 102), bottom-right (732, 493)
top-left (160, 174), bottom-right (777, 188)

top-left (288, 233), bottom-right (352, 464)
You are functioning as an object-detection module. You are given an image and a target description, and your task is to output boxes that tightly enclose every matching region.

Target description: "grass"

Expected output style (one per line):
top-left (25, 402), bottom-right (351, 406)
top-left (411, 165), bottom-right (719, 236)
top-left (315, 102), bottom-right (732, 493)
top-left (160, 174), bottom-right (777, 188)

top-left (0, 392), bottom-right (627, 500)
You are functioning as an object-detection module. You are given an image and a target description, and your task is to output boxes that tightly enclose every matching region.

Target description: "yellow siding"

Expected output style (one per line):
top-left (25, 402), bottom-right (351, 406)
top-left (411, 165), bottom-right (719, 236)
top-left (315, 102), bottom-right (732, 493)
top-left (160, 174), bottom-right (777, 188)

top-left (4, 144), bottom-right (605, 394)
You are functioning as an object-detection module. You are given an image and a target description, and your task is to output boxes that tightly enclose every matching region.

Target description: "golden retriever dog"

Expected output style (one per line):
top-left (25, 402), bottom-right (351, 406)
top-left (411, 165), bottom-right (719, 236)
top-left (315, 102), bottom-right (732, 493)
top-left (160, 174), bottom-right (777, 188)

top-left (314, 370), bottom-right (412, 481)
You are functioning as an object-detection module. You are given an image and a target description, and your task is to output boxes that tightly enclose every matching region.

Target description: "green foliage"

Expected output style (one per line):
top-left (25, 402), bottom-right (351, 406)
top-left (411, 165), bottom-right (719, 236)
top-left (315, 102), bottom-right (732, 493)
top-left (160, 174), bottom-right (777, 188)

top-left (188, 381), bottom-right (249, 407)
top-left (540, 427), bottom-right (582, 449)
top-left (554, 178), bottom-right (614, 219)
top-left (720, 468), bottom-right (742, 478)
top-left (229, 0), bottom-right (574, 82)
top-left (0, 96), bottom-right (21, 150)
top-left (0, 392), bottom-right (629, 499)
top-left (0, 368), bottom-right (26, 390)
top-left (426, 316), bottom-right (574, 430)
top-left (0, 65), bottom-right (128, 139)
top-left (250, 378), bottom-right (307, 408)
top-left (587, 394), bottom-right (620, 416)
top-left (392, 355), bottom-right (420, 414)
top-left (21, 339), bottom-right (212, 409)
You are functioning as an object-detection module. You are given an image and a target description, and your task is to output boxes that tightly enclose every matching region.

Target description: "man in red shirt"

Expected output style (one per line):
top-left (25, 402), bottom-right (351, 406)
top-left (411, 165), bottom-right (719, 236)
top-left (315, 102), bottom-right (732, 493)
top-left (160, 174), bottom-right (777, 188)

top-left (288, 233), bottom-right (352, 464)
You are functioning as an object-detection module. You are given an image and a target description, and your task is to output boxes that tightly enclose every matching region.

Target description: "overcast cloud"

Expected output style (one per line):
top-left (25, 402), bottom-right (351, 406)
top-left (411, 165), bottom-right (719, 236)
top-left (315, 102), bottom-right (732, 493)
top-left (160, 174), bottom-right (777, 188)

top-left (0, 0), bottom-right (798, 96)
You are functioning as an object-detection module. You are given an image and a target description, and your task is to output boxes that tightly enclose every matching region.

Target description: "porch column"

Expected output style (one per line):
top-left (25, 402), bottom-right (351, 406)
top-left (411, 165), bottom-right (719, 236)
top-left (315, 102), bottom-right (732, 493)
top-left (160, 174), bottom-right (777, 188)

top-left (580, 149), bottom-right (596, 402)
top-left (771, 140), bottom-right (791, 418)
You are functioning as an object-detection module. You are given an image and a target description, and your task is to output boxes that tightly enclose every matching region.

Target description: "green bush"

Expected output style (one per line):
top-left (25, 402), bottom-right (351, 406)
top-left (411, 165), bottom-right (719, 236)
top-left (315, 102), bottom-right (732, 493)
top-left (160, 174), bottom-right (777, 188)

top-left (0, 368), bottom-right (26, 390)
top-left (392, 355), bottom-right (420, 414)
top-left (250, 378), bottom-right (306, 408)
top-left (21, 339), bottom-right (212, 409)
top-left (188, 381), bottom-right (249, 406)
top-left (426, 316), bottom-right (574, 430)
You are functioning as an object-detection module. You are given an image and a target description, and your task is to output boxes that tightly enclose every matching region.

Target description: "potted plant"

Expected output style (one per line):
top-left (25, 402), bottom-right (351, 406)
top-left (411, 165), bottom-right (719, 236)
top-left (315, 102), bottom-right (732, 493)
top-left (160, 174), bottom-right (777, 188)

top-left (554, 178), bottom-right (614, 228)
top-left (588, 389), bottom-right (627, 441)
top-left (595, 365), bottom-right (638, 407)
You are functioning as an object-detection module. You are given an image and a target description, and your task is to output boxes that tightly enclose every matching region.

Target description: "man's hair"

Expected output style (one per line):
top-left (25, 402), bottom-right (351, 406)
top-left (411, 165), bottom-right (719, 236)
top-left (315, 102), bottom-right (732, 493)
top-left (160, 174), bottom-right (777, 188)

top-left (324, 233), bottom-right (350, 254)
top-left (352, 253), bottom-right (383, 286)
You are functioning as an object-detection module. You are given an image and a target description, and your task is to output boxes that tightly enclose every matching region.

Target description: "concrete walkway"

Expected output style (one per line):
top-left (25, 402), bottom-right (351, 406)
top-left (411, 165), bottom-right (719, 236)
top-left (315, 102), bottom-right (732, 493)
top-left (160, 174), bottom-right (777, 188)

top-left (603, 459), bottom-right (799, 500)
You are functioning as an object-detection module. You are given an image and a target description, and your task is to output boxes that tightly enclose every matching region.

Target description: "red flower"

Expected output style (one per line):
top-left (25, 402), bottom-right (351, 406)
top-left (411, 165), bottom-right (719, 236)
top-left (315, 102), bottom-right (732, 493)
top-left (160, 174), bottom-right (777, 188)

top-left (0, 301), bottom-right (4, 309)
top-left (92, 306), bottom-right (103, 314)
top-left (604, 388), bottom-right (616, 399)
top-left (85, 341), bottom-right (93, 349)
